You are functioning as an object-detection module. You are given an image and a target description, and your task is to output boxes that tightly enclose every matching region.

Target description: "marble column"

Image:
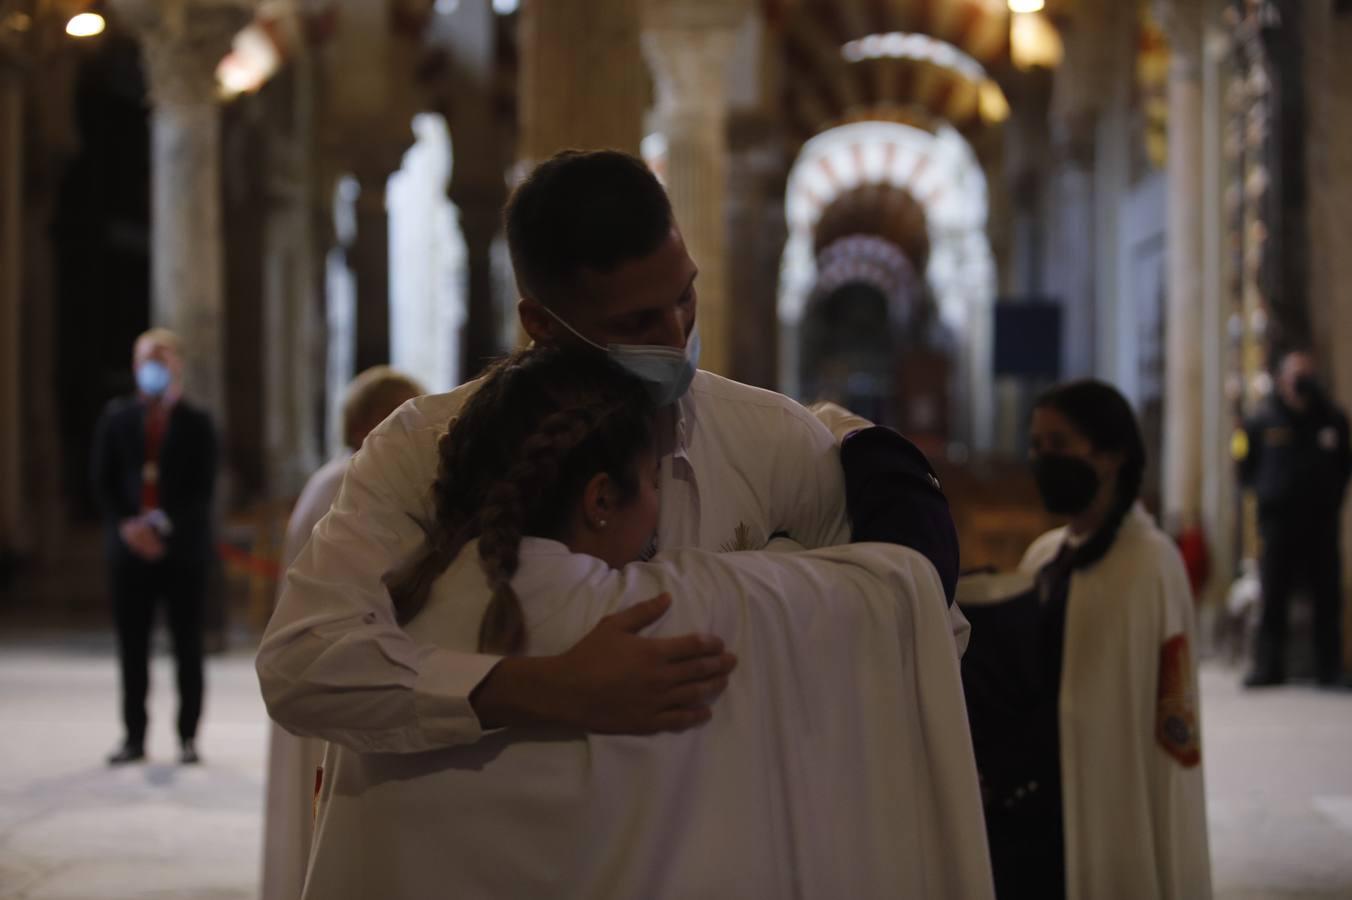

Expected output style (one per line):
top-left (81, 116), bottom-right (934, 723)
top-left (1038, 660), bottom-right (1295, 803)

top-left (1158, 0), bottom-right (1206, 532)
top-left (518, 0), bottom-right (646, 162)
top-left (1199, 7), bottom-right (1235, 609)
top-left (115, 0), bottom-right (256, 425)
top-left (1043, 120), bottom-right (1097, 381)
top-left (725, 113), bottom-right (786, 390)
top-left (0, 44), bottom-right (23, 561)
top-left (454, 189), bottom-right (506, 379)
top-left (349, 160), bottom-right (396, 374)
top-left (21, 17), bottom-right (80, 565)
top-left (1049, 0), bottom-right (1123, 382)
top-left (437, 0), bottom-right (507, 378)
top-left (261, 62), bottom-right (323, 498)
top-left (642, 0), bottom-right (749, 376)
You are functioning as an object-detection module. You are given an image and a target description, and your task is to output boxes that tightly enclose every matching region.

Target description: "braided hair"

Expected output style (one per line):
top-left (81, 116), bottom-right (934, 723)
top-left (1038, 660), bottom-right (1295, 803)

top-left (388, 346), bottom-right (656, 654)
top-left (1032, 380), bottom-right (1147, 570)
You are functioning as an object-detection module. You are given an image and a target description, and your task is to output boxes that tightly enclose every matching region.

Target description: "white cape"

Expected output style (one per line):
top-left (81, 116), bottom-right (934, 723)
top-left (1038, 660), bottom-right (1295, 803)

top-left (302, 540), bottom-right (993, 899)
top-left (1020, 507), bottom-right (1212, 899)
top-left (261, 454), bottom-right (348, 900)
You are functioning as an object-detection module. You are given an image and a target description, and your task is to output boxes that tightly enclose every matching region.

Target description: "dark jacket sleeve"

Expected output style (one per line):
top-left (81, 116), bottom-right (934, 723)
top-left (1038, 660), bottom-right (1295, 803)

top-left (1336, 408), bottom-right (1351, 499)
top-left (90, 402), bottom-right (133, 523)
top-left (840, 426), bottom-right (959, 605)
top-left (161, 406), bottom-right (219, 559)
top-left (1237, 416), bottom-right (1261, 489)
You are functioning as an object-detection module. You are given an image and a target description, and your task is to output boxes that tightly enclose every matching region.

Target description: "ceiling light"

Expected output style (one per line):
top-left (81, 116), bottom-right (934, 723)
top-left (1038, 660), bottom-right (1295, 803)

top-left (65, 12), bottom-right (106, 38)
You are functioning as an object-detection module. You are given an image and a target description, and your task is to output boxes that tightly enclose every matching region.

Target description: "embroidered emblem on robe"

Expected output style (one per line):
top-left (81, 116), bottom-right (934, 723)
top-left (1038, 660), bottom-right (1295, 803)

top-left (721, 522), bottom-right (755, 553)
top-left (1156, 634), bottom-right (1201, 767)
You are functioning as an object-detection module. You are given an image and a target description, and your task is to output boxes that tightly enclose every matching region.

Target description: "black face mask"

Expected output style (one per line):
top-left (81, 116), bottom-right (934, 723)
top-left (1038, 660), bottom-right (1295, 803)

top-left (1032, 454), bottom-right (1101, 516)
top-left (1294, 375), bottom-right (1325, 406)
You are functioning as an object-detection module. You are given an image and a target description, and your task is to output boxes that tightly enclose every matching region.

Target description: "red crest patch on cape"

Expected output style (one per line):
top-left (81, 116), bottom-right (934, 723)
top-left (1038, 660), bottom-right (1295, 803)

top-left (1156, 634), bottom-right (1201, 768)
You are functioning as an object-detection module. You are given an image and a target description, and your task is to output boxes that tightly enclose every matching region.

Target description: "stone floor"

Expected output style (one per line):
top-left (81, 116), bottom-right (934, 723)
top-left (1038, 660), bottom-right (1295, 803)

top-left (0, 633), bottom-right (1349, 899)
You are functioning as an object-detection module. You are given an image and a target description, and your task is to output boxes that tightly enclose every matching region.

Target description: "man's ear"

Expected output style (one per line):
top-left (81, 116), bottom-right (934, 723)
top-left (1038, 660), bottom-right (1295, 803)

top-left (580, 472), bottom-right (615, 531)
top-left (518, 298), bottom-right (555, 345)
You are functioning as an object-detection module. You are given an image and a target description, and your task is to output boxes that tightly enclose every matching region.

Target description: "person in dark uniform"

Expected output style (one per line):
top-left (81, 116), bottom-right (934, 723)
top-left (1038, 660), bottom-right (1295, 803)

top-left (1239, 349), bottom-right (1351, 688)
top-left (91, 328), bottom-right (219, 764)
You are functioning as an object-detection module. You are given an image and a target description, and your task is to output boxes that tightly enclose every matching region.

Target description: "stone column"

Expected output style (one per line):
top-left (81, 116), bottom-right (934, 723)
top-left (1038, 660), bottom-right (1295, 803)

top-left (454, 189), bottom-right (506, 379)
top-left (349, 158), bottom-right (397, 374)
top-left (21, 18), bottom-right (81, 565)
top-left (726, 112), bottom-right (786, 389)
top-left (642, 0), bottom-right (749, 376)
top-left (1049, 0), bottom-right (1124, 382)
top-left (261, 62), bottom-right (323, 498)
top-left (518, 0), bottom-right (646, 162)
top-left (1043, 119), bottom-right (1097, 381)
top-left (1158, 0), bottom-right (1206, 532)
top-left (114, 0), bottom-right (256, 425)
top-left (437, 0), bottom-right (507, 378)
top-left (0, 43), bottom-right (23, 562)
top-left (1199, 7), bottom-right (1235, 611)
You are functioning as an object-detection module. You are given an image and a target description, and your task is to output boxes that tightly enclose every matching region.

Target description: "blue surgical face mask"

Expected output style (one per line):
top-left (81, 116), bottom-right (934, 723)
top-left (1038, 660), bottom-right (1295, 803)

top-left (136, 360), bottom-right (172, 397)
top-left (541, 306), bottom-right (700, 408)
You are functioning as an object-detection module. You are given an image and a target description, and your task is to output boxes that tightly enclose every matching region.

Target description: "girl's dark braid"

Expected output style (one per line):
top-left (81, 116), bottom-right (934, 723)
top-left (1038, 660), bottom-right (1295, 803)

top-left (388, 424), bottom-right (479, 624)
top-left (476, 404), bottom-right (615, 654)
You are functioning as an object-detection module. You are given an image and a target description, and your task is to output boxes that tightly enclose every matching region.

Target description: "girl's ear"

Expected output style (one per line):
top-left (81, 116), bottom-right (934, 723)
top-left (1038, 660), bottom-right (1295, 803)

top-left (580, 472), bottom-right (615, 531)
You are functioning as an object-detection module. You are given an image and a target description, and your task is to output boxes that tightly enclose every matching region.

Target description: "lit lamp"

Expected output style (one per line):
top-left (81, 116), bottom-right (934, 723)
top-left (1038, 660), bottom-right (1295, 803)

top-left (979, 80), bottom-right (1011, 124)
top-left (1010, 12), bottom-right (1063, 70)
top-left (65, 4), bottom-right (106, 38)
top-left (215, 21), bottom-right (282, 98)
top-left (1007, 0), bottom-right (1045, 11)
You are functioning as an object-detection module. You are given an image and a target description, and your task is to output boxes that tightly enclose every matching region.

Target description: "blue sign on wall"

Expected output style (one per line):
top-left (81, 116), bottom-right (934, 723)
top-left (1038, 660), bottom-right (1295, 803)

top-left (993, 300), bottom-right (1062, 380)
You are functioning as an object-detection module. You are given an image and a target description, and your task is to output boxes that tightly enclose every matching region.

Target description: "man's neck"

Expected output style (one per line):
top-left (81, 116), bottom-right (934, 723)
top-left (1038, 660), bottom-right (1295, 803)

top-left (655, 405), bottom-right (678, 459)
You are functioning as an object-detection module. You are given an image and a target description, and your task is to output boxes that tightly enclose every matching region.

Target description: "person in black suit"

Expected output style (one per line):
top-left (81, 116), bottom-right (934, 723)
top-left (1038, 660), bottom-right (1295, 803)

top-left (91, 328), bottom-right (218, 765)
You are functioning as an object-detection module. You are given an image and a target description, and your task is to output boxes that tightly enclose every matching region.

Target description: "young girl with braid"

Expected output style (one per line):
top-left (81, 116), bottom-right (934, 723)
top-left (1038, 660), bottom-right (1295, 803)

top-left (300, 346), bottom-right (992, 900)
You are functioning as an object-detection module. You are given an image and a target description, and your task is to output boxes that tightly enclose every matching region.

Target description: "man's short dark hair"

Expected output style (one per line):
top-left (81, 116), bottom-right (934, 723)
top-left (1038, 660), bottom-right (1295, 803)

top-left (504, 150), bottom-right (674, 309)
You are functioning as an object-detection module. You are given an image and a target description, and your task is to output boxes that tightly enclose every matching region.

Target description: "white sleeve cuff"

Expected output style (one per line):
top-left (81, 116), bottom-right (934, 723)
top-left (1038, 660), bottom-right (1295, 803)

top-left (412, 647), bottom-right (504, 746)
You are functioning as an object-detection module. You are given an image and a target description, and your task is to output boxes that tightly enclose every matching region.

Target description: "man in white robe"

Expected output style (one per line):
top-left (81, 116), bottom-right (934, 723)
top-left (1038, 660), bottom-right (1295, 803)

top-left (302, 541), bottom-right (992, 900)
top-left (259, 150), bottom-right (982, 892)
top-left (258, 150), bottom-right (853, 750)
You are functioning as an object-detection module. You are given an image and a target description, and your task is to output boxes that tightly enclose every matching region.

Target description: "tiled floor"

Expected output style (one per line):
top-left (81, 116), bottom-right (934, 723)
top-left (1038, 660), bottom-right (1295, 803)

top-left (0, 634), bottom-right (1349, 899)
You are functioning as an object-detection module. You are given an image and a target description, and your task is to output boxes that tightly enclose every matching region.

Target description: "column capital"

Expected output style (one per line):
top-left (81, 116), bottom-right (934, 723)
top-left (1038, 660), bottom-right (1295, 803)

top-left (111, 0), bottom-right (256, 109)
top-left (641, 15), bottom-right (743, 121)
top-left (643, 0), bottom-right (750, 33)
top-left (0, 10), bottom-right (32, 75)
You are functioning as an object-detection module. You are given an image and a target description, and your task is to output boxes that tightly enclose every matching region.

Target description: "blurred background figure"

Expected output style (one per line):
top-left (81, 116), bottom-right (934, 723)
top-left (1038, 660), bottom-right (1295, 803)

top-left (91, 328), bottom-right (218, 766)
top-left (960, 381), bottom-right (1210, 900)
top-left (1237, 350), bottom-right (1351, 688)
top-left (259, 365), bottom-right (424, 900)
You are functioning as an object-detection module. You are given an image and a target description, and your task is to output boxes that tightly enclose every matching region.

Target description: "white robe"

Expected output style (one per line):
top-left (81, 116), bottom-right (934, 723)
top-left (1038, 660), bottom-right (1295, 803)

top-left (1019, 507), bottom-right (1212, 900)
top-left (260, 454), bottom-right (349, 900)
top-left (302, 540), bottom-right (993, 900)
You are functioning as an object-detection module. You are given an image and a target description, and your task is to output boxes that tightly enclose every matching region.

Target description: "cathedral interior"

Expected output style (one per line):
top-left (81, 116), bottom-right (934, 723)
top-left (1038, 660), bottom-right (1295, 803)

top-left (2, 0), bottom-right (1352, 897)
